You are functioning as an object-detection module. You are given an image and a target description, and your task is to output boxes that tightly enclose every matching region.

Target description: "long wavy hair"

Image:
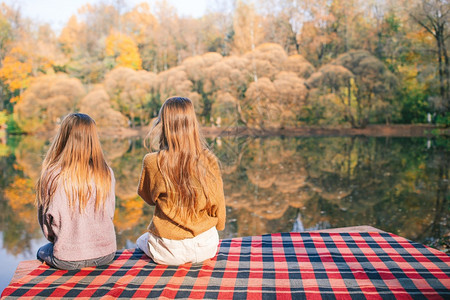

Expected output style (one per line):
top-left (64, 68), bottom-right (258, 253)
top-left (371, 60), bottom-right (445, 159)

top-left (145, 96), bottom-right (217, 220)
top-left (36, 113), bottom-right (112, 213)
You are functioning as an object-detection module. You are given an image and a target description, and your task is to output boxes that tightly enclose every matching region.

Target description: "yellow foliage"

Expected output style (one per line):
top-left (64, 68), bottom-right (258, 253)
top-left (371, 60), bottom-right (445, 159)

top-left (114, 197), bottom-right (144, 232)
top-left (122, 3), bottom-right (158, 46)
top-left (105, 32), bottom-right (142, 70)
top-left (58, 16), bottom-right (81, 54)
top-left (0, 47), bottom-right (33, 95)
top-left (0, 143), bottom-right (9, 157)
top-left (233, 1), bottom-right (264, 54)
top-left (4, 176), bottom-right (37, 226)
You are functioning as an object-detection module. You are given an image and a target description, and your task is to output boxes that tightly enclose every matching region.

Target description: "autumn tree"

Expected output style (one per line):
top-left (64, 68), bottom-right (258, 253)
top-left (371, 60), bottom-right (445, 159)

top-left (0, 3), bottom-right (61, 108)
top-left (122, 3), bottom-right (159, 71)
top-left (104, 67), bottom-right (158, 126)
top-left (283, 54), bottom-right (315, 79)
top-left (232, 0), bottom-right (264, 55)
top-left (245, 72), bottom-right (307, 128)
top-left (14, 135), bottom-right (47, 181)
top-left (0, 26), bottom-right (62, 104)
top-left (153, 0), bottom-right (180, 71)
top-left (273, 71), bottom-right (308, 126)
top-left (259, 0), bottom-right (300, 54)
top-left (199, 12), bottom-right (232, 55)
top-left (59, 3), bottom-right (120, 83)
top-left (75, 3), bottom-right (120, 56)
top-left (329, 0), bottom-right (372, 53)
top-left (78, 87), bottom-right (128, 128)
top-left (105, 31), bottom-right (142, 70)
top-left (410, 0), bottom-right (450, 116)
top-left (181, 52), bottom-right (222, 123)
top-left (13, 74), bottom-right (85, 132)
top-left (157, 65), bottom-right (200, 110)
top-left (307, 50), bottom-right (398, 127)
top-left (244, 77), bottom-right (276, 127)
top-left (205, 55), bottom-right (250, 125)
top-left (0, 47), bottom-right (32, 105)
top-left (4, 176), bottom-right (41, 253)
top-left (306, 64), bottom-right (354, 124)
top-left (291, 0), bottom-right (338, 65)
top-left (245, 43), bottom-right (288, 80)
top-left (0, 4), bottom-right (13, 63)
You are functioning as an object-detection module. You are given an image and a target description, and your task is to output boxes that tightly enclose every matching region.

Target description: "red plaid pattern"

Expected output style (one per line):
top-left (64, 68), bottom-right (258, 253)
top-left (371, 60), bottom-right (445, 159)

top-left (2, 232), bottom-right (449, 299)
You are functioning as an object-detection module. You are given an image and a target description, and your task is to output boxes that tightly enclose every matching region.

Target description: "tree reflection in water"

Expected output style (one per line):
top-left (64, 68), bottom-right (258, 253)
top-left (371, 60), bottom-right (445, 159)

top-left (0, 135), bottom-right (448, 256)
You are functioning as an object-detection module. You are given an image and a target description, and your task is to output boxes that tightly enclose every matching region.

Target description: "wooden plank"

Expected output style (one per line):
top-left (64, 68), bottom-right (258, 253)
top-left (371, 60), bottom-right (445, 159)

top-left (308, 226), bottom-right (385, 233)
top-left (11, 260), bottom-right (42, 282)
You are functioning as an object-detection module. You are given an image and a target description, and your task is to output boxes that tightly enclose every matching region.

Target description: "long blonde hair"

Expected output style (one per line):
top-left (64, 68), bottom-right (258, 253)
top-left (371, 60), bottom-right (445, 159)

top-left (146, 96), bottom-right (217, 220)
top-left (36, 113), bottom-right (112, 213)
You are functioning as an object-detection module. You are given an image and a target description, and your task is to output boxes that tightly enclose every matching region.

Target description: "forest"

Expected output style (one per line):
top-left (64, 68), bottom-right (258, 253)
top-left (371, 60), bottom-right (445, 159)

top-left (0, 0), bottom-right (449, 132)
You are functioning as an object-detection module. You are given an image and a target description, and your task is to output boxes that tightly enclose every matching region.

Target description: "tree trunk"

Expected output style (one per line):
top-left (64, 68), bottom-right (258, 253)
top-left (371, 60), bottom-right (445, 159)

top-left (440, 28), bottom-right (450, 112)
top-left (436, 31), bottom-right (445, 107)
top-left (130, 112), bottom-right (135, 128)
top-left (236, 102), bottom-right (247, 126)
top-left (346, 81), bottom-right (356, 127)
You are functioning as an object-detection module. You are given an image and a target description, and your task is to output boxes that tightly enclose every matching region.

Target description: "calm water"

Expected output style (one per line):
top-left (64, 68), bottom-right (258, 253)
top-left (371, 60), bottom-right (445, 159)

top-left (0, 135), bottom-right (449, 290)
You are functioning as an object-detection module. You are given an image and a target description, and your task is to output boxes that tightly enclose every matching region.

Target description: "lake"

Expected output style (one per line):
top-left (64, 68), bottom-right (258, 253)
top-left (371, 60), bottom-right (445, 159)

top-left (0, 134), bottom-right (448, 291)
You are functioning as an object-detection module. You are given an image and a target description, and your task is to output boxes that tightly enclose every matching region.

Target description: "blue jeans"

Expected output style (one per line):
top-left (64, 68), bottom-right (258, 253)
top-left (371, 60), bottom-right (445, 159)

top-left (37, 243), bottom-right (115, 270)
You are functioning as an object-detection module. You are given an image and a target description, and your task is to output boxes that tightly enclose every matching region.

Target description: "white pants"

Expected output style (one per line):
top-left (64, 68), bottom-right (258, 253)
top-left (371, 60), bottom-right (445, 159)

top-left (136, 226), bottom-right (219, 265)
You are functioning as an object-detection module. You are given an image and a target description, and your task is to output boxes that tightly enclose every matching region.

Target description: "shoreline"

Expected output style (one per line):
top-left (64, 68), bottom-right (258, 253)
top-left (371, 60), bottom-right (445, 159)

top-left (201, 124), bottom-right (449, 138)
top-left (96, 124), bottom-right (449, 139)
top-left (13, 124), bottom-right (449, 139)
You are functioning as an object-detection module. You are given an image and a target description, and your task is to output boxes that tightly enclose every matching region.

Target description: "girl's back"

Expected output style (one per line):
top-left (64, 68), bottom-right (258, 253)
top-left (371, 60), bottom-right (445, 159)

top-left (137, 97), bottom-right (226, 265)
top-left (40, 171), bottom-right (116, 261)
top-left (138, 150), bottom-right (224, 240)
top-left (36, 113), bottom-right (117, 269)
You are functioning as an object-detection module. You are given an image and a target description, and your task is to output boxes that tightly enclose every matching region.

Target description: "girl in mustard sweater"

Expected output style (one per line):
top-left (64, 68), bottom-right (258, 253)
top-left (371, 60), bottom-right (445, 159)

top-left (136, 97), bottom-right (226, 265)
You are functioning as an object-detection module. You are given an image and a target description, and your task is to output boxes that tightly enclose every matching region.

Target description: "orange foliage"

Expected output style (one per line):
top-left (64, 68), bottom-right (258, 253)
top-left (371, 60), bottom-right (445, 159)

top-left (0, 47), bottom-right (32, 101)
top-left (4, 177), bottom-right (38, 227)
top-left (233, 1), bottom-right (264, 54)
top-left (122, 3), bottom-right (158, 46)
top-left (114, 197), bottom-right (144, 233)
top-left (58, 16), bottom-right (82, 54)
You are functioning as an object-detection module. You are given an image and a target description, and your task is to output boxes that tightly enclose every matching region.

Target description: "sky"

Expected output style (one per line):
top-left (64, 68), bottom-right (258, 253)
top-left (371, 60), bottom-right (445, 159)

top-left (7, 0), bottom-right (209, 32)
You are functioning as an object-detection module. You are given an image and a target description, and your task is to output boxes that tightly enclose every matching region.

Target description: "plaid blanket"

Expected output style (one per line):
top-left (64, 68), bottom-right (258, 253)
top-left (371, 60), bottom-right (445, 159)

top-left (2, 232), bottom-right (449, 299)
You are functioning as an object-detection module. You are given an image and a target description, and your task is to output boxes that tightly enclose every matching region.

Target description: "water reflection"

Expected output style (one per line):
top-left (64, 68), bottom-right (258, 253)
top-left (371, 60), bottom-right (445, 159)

top-left (0, 135), bottom-right (448, 258)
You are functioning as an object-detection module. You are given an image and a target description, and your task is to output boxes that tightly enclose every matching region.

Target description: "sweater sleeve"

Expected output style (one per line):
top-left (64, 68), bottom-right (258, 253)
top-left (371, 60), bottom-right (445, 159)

top-left (108, 168), bottom-right (116, 219)
top-left (38, 204), bottom-right (56, 243)
top-left (212, 159), bottom-right (226, 231)
top-left (138, 153), bottom-right (157, 206)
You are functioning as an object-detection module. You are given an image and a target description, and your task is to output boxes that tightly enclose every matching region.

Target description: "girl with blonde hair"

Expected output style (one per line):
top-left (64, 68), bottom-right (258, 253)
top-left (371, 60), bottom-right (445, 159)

top-left (136, 97), bottom-right (226, 265)
top-left (36, 113), bottom-right (117, 270)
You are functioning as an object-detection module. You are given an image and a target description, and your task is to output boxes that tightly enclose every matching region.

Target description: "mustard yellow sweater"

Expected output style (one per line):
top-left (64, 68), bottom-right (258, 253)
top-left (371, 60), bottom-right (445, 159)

top-left (137, 152), bottom-right (226, 240)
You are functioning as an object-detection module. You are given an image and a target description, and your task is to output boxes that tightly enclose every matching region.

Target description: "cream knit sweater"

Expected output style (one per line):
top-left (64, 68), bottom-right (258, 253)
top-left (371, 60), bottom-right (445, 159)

top-left (38, 170), bottom-right (117, 261)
